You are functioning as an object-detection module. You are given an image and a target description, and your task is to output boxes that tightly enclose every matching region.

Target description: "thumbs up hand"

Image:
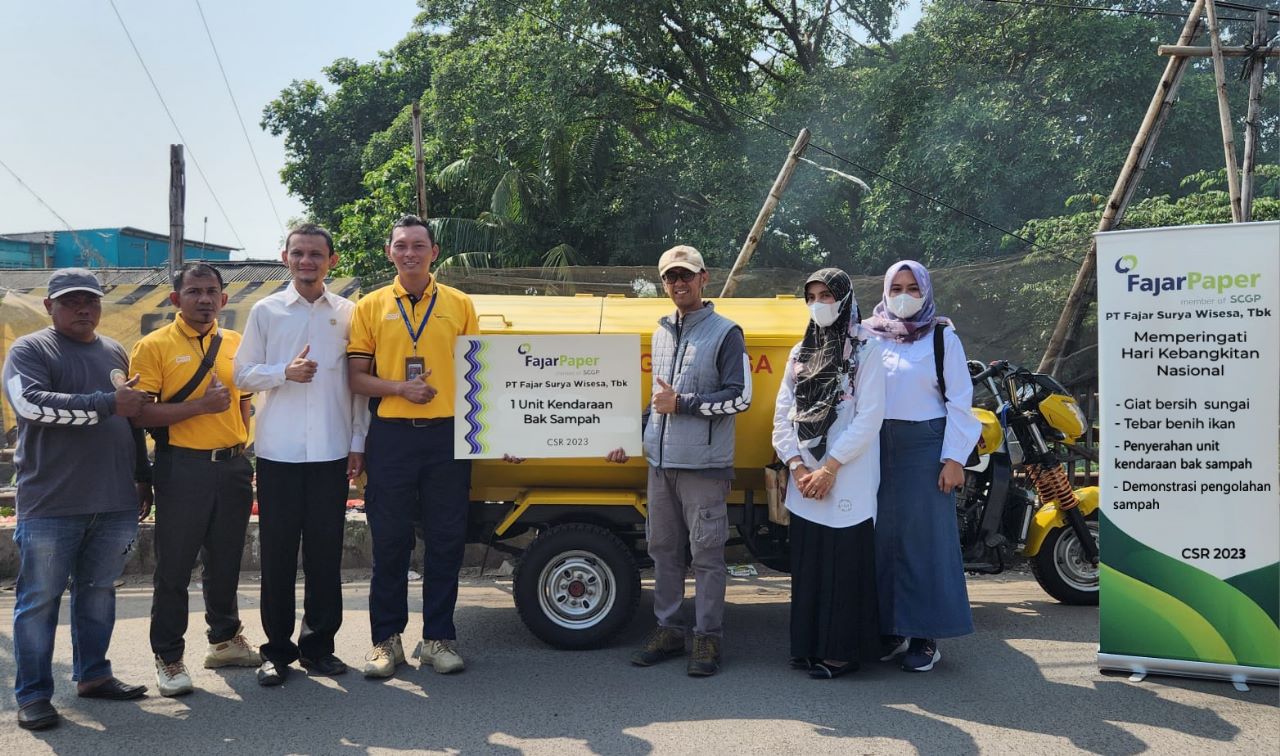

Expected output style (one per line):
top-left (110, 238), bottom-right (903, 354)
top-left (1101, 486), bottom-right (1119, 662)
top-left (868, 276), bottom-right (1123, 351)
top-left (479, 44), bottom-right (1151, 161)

top-left (652, 377), bottom-right (679, 415)
top-left (201, 373), bottom-right (232, 414)
top-left (285, 344), bottom-right (318, 383)
top-left (114, 373), bottom-right (151, 418)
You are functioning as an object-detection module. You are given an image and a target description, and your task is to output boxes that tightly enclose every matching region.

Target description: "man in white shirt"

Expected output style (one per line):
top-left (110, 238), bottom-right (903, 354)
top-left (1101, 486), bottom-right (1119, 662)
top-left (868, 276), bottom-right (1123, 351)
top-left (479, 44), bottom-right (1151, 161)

top-left (233, 224), bottom-right (368, 686)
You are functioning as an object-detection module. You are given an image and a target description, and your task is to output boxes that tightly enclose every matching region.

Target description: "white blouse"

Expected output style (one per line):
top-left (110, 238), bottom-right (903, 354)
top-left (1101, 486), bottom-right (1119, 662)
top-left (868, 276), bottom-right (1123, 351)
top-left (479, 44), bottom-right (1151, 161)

top-left (772, 336), bottom-right (886, 528)
top-left (870, 325), bottom-right (982, 465)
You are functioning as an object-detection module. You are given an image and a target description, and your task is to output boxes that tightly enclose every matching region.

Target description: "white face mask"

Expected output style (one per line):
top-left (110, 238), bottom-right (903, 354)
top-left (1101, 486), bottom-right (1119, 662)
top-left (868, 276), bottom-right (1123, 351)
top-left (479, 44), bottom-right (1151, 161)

top-left (808, 294), bottom-right (848, 328)
top-left (887, 292), bottom-right (925, 319)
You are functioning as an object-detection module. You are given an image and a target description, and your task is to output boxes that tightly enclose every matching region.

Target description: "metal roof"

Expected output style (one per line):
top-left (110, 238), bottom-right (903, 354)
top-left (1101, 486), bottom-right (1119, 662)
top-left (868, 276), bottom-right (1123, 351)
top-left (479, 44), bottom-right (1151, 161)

top-left (0, 261), bottom-right (292, 290)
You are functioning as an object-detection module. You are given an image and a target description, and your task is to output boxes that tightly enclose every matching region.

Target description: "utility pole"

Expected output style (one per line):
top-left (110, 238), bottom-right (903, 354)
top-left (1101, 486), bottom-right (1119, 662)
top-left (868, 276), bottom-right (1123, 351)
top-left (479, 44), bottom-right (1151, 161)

top-left (720, 128), bottom-right (810, 297)
top-left (1039, 1), bottom-right (1205, 375)
top-left (168, 144), bottom-right (185, 280)
top-left (1240, 10), bottom-right (1269, 222)
top-left (412, 101), bottom-right (427, 219)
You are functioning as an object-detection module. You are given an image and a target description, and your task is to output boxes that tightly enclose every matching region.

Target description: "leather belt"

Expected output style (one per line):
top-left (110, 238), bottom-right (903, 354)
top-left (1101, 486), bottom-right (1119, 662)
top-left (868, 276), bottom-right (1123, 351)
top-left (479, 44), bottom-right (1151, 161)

top-left (167, 444), bottom-right (246, 462)
top-left (376, 416), bottom-right (450, 428)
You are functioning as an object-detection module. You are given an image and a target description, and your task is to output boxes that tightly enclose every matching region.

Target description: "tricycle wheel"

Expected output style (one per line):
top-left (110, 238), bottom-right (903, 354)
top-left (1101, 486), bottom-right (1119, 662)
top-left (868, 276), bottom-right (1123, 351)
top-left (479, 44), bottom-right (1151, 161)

top-left (513, 523), bottom-right (639, 649)
top-left (1030, 513), bottom-right (1099, 605)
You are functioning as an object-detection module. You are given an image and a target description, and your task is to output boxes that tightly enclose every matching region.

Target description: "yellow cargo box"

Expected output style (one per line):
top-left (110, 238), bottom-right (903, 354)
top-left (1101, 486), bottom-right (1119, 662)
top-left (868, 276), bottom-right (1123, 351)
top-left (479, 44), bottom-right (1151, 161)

top-left (468, 294), bottom-right (804, 502)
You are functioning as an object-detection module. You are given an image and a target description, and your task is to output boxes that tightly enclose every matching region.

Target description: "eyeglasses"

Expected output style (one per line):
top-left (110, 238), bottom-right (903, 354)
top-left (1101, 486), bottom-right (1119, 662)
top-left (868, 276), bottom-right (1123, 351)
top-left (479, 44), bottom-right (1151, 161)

top-left (661, 269), bottom-right (698, 283)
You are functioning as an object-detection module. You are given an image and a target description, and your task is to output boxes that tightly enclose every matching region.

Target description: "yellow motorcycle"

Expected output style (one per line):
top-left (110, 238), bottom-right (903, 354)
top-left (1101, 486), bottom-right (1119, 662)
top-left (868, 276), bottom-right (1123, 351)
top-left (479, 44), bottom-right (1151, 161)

top-left (959, 360), bottom-right (1099, 604)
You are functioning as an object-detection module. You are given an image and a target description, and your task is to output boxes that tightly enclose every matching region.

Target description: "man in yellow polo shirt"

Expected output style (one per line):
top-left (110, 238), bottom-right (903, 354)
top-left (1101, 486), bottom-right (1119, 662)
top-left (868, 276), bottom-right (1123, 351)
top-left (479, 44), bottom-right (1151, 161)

top-left (130, 262), bottom-right (260, 697)
top-left (347, 215), bottom-right (478, 678)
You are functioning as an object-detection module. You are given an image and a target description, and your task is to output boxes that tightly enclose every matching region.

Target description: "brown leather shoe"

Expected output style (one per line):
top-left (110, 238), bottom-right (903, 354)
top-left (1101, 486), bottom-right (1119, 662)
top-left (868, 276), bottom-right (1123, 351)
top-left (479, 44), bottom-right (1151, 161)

top-left (630, 626), bottom-right (685, 666)
top-left (687, 633), bottom-right (721, 676)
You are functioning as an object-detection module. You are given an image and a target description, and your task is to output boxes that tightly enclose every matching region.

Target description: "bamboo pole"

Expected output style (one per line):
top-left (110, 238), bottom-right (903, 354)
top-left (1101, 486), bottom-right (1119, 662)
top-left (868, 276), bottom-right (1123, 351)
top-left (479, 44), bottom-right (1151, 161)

top-left (168, 144), bottom-right (185, 280)
top-left (1158, 44), bottom-right (1279, 57)
top-left (719, 128), bottom-right (810, 297)
top-left (1239, 11), bottom-right (1268, 222)
top-left (1205, 0), bottom-right (1244, 222)
top-left (1038, 1), bottom-right (1206, 375)
top-left (412, 101), bottom-right (427, 219)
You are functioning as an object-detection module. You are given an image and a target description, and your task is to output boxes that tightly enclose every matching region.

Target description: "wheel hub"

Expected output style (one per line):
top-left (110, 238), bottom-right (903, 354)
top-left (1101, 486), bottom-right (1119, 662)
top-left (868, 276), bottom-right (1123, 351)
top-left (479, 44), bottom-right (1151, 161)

top-left (1055, 522), bottom-right (1100, 590)
top-left (537, 550), bottom-right (617, 630)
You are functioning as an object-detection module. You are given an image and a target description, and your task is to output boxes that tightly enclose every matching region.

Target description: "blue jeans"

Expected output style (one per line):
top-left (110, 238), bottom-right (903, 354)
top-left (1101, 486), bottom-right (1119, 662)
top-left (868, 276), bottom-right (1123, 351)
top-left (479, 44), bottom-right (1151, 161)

top-left (12, 510), bottom-right (137, 707)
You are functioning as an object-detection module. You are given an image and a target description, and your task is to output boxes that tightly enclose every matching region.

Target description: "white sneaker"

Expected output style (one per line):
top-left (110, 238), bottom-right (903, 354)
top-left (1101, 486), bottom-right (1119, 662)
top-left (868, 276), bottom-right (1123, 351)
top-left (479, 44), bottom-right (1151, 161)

top-left (204, 633), bottom-right (262, 668)
top-left (155, 656), bottom-right (194, 697)
top-left (362, 634), bottom-right (406, 679)
top-left (415, 638), bottom-right (465, 674)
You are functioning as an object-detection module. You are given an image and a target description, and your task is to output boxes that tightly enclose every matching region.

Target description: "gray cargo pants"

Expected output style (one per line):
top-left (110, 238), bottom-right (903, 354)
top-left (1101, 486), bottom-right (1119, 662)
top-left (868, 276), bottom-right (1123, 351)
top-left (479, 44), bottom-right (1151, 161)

top-left (646, 467), bottom-right (730, 637)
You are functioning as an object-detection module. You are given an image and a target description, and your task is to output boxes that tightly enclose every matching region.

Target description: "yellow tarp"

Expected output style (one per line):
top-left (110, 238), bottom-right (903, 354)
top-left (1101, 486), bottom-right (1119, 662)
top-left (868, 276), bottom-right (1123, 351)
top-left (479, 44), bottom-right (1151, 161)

top-left (1, 280), bottom-right (358, 439)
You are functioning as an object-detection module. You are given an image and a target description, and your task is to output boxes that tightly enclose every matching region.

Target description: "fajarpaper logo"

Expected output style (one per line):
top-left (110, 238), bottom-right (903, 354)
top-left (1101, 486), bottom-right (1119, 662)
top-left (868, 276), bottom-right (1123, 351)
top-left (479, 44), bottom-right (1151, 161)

top-left (517, 342), bottom-right (601, 369)
top-left (1115, 256), bottom-right (1262, 297)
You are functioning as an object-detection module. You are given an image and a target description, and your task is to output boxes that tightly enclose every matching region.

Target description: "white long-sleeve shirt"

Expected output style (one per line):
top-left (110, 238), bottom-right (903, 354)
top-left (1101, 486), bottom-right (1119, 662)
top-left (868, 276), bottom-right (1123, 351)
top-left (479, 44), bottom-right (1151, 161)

top-left (234, 284), bottom-right (368, 463)
top-left (772, 337), bottom-right (886, 528)
top-left (871, 325), bottom-right (982, 465)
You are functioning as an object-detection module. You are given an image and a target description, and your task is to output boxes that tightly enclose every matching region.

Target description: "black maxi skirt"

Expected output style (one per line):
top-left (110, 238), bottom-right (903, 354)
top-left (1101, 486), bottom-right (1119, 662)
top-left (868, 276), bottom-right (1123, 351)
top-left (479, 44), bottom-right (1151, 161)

top-left (789, 513), bottom-right (881, 663)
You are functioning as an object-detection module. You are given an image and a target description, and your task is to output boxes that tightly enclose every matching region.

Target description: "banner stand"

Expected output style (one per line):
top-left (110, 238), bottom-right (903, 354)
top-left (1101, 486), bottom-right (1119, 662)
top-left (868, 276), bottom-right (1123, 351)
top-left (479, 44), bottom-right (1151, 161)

top-left (1096, 222), bottom-right (1279, 689)
top-left (1099, 653), bottom-right (1280, 690)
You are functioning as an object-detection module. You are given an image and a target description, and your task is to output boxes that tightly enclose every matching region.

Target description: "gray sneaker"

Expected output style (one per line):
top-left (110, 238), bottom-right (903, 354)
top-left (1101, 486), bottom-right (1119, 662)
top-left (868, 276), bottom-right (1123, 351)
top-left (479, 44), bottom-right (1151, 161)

top-left (154, 657), bottom-right (194, 697)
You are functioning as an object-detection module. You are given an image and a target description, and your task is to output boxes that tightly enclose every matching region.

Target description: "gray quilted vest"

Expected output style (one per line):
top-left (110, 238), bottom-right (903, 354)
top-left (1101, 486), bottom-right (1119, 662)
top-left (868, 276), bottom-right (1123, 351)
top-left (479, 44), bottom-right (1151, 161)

top-left (643, 303), bottom-right (738, 470)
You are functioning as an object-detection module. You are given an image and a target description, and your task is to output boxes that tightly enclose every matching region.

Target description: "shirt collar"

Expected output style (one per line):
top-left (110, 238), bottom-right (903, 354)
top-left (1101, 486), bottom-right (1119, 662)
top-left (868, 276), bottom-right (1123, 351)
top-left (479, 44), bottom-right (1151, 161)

top-left (283, 282), bottom-right (335, 308)
top-left (392, 274), bottom-right (436, 303)
top-left (174, 314), bottom-right (220, 339)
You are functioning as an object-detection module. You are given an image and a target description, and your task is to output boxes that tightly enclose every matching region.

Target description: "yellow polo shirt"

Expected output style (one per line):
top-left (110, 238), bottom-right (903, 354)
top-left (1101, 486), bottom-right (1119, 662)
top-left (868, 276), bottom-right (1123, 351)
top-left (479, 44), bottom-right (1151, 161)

top-left (129, 316), bottom-right (249, 449)
top-left (347, 275), bottom-right (478, 420)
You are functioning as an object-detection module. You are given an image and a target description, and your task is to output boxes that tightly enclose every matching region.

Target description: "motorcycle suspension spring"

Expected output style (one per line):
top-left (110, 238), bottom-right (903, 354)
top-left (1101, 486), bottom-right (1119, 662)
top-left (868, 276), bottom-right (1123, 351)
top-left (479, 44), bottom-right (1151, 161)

top-left (1027, 464), bottom-right (1078, 510)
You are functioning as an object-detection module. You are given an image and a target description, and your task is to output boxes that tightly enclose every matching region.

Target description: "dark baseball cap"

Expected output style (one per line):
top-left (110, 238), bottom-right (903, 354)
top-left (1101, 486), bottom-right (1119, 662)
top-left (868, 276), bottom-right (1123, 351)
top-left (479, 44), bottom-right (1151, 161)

top-left (47, 268), bottom-right (105, 299)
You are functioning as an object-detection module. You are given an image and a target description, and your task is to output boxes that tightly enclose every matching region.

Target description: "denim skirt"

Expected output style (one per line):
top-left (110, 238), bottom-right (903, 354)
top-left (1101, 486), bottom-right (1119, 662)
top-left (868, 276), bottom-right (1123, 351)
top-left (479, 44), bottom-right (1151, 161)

top-left (875, 418), bottom-right (974, 639)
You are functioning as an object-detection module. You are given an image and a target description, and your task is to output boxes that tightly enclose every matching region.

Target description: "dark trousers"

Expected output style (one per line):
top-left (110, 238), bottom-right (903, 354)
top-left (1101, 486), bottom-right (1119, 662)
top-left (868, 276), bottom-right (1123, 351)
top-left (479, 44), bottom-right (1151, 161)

top-left (365, 417), bottom-right (470, 644)
top-left (150, 449), bottom-right (253, 663)
top-left (256, 457), bottom-right (348, 666)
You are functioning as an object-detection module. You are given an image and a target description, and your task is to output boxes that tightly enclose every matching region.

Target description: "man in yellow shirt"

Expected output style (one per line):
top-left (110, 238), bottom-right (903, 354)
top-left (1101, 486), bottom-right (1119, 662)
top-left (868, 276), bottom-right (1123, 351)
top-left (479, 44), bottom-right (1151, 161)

top-left (130, 262), bottom-right (260, 697)
top-left (347, 215), bottom-right (478, 678)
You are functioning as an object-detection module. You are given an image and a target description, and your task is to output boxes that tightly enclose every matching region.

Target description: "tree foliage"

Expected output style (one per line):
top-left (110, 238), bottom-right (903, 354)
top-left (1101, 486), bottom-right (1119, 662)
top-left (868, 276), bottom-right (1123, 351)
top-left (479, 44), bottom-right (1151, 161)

top-left (261, 0), bottom-right (1278, 279)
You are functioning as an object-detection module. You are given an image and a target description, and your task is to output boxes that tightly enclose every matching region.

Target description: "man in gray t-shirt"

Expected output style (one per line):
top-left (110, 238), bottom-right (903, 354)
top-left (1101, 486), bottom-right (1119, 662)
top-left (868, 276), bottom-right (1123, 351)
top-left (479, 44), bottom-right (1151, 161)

top-left (2, 268), bottom-right (153, 730)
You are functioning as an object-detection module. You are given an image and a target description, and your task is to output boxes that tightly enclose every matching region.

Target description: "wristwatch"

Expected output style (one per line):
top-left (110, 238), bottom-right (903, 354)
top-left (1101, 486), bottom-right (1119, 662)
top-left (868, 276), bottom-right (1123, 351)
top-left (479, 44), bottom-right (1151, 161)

top-left (788, 459), bottom-right (804, 472)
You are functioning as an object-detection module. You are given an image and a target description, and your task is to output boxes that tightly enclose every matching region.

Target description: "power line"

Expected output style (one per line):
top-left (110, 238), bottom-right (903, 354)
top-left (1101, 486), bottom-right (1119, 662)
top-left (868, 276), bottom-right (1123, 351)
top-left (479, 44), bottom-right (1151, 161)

top-left (107, 0), bottom-right (246, 249)
top-left (0, 156), bottom-right (110, 266)
top-left (193, 0), bottom-right (285, 237)
top-left (978, 0), bottom-right (1267, 23)
top-left (492, 0), bottom-right (1085, 266)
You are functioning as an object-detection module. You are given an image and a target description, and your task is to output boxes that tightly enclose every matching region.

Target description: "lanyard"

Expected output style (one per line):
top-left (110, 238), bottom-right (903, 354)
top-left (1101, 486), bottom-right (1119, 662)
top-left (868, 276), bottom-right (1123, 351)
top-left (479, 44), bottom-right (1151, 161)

top-left (396, 289), bottom-right (438, 355)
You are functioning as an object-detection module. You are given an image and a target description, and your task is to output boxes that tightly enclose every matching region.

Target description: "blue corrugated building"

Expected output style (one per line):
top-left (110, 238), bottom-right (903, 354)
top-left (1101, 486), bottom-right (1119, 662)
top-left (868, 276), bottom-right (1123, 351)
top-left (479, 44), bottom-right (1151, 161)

top-left (0, 227), bottom-right (237, 269)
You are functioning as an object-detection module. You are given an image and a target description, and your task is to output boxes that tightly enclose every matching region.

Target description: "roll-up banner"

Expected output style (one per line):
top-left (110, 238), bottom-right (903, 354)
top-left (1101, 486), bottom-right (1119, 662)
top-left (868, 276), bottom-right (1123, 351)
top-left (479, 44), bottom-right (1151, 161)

top-left (1097, 222), bottom-right (1279, 687)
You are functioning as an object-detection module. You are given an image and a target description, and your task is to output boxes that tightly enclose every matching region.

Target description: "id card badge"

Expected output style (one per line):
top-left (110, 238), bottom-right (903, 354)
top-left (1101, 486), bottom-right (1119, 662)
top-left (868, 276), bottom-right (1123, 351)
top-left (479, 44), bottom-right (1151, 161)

top-left (405, 356), bottom-right (426, 381)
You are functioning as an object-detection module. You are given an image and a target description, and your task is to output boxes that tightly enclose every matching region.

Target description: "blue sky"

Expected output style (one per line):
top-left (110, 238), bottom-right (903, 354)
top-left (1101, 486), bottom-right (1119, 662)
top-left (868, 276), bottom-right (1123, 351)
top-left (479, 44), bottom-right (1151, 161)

top-left (0, 1), bottom-right (922, 260)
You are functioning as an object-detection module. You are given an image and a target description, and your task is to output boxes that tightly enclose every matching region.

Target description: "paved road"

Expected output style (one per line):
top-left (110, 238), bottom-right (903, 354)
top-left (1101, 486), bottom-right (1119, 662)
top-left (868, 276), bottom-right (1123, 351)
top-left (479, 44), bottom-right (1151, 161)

top-left (1, 571), bottom-right (1276, 754)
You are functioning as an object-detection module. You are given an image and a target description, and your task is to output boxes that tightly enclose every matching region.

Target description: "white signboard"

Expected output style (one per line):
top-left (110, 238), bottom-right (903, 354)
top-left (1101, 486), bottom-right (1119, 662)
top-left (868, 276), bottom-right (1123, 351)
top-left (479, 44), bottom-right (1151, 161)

top-left (1097, 221), bottom-right (1279, 679)
top-left (453, 334), bottom-right (642, 459)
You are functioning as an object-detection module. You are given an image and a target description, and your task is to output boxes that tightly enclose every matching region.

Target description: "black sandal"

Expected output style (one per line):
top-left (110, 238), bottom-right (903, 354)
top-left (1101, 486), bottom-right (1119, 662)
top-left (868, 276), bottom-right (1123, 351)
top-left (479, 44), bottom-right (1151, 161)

top-left (808, 661), bottom-right (858, 679)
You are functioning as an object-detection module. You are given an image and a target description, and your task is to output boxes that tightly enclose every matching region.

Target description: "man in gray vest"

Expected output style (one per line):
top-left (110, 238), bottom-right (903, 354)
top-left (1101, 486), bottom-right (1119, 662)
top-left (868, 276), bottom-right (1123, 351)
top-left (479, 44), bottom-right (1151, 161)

top-left (608, 245), bottom-right (751, 676)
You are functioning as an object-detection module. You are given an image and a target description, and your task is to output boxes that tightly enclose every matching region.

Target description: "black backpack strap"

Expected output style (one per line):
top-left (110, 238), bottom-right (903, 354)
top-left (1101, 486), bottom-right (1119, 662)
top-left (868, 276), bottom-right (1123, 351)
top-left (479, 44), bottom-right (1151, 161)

top-left (170, 332), bottom-right (223, 404)
top-left (933, 322), bottom-right (947, 404)
top-left (148, 332), bottom-right (223, 450)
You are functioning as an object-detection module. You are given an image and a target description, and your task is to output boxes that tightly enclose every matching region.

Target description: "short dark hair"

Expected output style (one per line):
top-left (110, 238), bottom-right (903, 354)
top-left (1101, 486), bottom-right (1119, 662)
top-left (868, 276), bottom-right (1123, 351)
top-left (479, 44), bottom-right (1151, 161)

top-left (172, 262), bottom-right (224, 291)
top-left (285, 222), bottom-right (334, 255)
top-left (386, 214), bottom-right (435, 246)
